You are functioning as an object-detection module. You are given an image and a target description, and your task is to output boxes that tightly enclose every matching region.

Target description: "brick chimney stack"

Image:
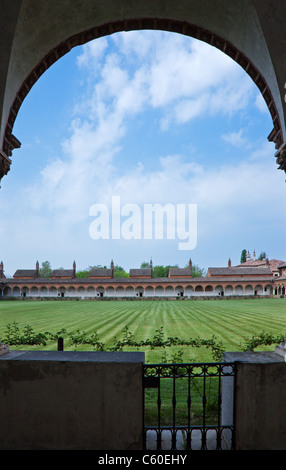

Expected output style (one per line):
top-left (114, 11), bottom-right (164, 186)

top-left (111, 259), bottom-right (114, 278)
top-left (73, 260), bottom-right (76, 278)
top-left (0, 261), bottom-right (4, 278)
top-left (189, 258), bottom-right (192, 275)
top-left (36, 260), bottom-right (39, 278)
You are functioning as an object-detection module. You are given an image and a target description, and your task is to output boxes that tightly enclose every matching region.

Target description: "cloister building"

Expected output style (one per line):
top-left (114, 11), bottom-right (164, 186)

top-left (0, 255), bottom-right (285, 300)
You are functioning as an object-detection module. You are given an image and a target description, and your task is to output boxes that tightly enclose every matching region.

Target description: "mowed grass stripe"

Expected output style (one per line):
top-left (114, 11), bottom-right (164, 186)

top-left (181, 299), bottom-right (286, 336)
top-left (209, 300), bottom-right (286, 336)
top-left (0, 299), bottom-right (286, 359)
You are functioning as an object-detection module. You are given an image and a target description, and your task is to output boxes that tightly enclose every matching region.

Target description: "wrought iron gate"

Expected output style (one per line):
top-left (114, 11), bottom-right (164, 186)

top-left (143, 362), bottom-right (236, 450)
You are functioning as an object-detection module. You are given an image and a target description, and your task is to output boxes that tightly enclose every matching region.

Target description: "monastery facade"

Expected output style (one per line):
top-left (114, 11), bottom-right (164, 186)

top-left (0, 253), bottom-right (285, 300)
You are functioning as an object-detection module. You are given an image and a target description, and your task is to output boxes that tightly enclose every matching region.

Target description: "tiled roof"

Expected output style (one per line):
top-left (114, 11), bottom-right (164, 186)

top-left (129, 269), bottom-right (152, 277)
top-left (208, 267), bottom-right (272, 276)
top-left (4, 275), bottom-right (274, 285)
top-left (169, 268), bottom-right (192, 277)
top-left (89, 269), bottom-right (112, 278)
top-left (238, 259), bottom-right (285, 272)
top-left (51, 269), bottom-right (74, 278)
top-left (13, 269), bottom-right (37, 278)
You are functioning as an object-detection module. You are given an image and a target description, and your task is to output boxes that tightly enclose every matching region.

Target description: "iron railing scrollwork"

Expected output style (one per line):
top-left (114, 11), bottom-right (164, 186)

top-left (143, 362), bottom-right (236, 450)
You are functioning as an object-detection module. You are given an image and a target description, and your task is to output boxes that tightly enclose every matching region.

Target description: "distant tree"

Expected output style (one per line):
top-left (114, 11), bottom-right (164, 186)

top-left (76, 265), bottom-right (106, 278)
top-left (140, 261), bottom-right (151, 268)
top-left (151, 264), bottom-right (178, 278)
top-left (76, 270), bottom-right (90, 278)
top-left (152, 265), bottom-right (167, 278)
top-left (113, 265), bottom-right (129, 278)
top-left (191, 264), bottom-right (206, 277)
top-left (258, 252), bottom-right (267, 260)
top-left (76, 264), bottom-right (129, 278)
top-left (39, 261), bottom-right (52, 278)
top-left (88, 265), bottom-right (107, 270)
top-left (240, 249), bottom-right (247, 264)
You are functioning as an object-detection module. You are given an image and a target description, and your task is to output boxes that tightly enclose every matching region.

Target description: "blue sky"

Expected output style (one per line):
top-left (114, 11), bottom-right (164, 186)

top-left (1, 30), bottom-right (286, 277)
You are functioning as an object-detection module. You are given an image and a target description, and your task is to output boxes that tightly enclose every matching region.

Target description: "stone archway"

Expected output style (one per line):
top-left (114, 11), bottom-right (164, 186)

top-left (116, 286), bottom-right (125, 297)
top-left (77, 286), bottom-right (86, 298)
top-left (106, 286), bottom-right (115, 297)
top-left (145, 286), bottom-right (154, 297)
top-left (165, 285), bottom-right (174, 297)
top-left (86, 286), bottom-right (95, 297)
top-left (1, 0), bottom-right (286, 181)
top-left (40, 286), bottom-right (48, 297)
top-left (215, 285), bottom-right (224, 296)
top-left (185, 285), bottom-right (194, 296)
top-left (235, 285), bottom-right (243, 296)
top-left (245, 285), bottom-right (254, 295)
top-left (254, 284), bottom-right (263, 296)
top-left (205, 285), bottom-right (214, 295)
top-left (67, 286), bottom-right (76, 297)
top-left (21, 286), bottom-right (29, 297)
top-left (175, 285), bottom-right (184, 297)
top-left (135, 286), bottom-right (144, 298)
top-left (96, 286), bottom-right (105, 298)
top-left (155, 286), bottom-right (164, 297)
top-left (225, 285), bottom-right (234, 296)
top-left (30, 286), bottom-right (39, 297)
top-left (125, 286), bottom-right (135, 297)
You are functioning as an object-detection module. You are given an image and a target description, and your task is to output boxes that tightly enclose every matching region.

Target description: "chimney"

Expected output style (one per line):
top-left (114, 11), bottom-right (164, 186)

top-left (73, 260), bottom-right (76, 278)
top-left (189, 258), bottom-right (192, 275)
top-left (111, 259), bottom-right (114, 278)
top-left (150, 258), bottom-right (153, 277)
top-left (36, 260), bottom-right (39, 278)
top-left (228, 258), bottom-right (231, 267)
top-left (0, 261), bottom-right (4, 278)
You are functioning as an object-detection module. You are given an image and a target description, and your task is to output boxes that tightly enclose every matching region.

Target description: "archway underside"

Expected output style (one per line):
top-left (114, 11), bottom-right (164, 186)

top-left (1, 17), bottom-right (285, 181)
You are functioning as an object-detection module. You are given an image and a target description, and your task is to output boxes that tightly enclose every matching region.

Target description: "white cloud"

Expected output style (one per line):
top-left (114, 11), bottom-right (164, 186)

top-left (173, 96), bottom-right (209, 125)
top-left (2, 30), bottom-right (285, 275)
top-left (77, 30), bottom-right (255, 125)
top-left (76, 36), bottom-right (108, 69)
top-left (19, 32), bottom-right (279, 228)
top-left (222, 129), bottom-right (249, 148)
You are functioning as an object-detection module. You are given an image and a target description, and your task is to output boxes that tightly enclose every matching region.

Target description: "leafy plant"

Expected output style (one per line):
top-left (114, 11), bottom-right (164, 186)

top-left (242, 331), bottom-right (285, 351)
top-left (3, 322), bottom-right (47, 346)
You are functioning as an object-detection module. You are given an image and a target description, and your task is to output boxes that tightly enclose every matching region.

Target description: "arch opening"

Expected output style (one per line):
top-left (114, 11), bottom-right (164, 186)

top-left (1, 16), bottom-right (285, 287)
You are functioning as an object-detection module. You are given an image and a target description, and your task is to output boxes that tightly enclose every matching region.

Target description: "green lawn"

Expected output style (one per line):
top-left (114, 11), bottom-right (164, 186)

top-left (0, 298), bottom-right (285, 363)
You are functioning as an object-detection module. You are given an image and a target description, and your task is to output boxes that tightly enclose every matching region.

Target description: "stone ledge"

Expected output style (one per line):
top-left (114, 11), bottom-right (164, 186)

top-left (0, 343), bottom-right (9, 356)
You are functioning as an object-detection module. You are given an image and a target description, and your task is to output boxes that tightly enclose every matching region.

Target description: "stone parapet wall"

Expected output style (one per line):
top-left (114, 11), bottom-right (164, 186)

top-left (0, 350), bottom-right (144, 450)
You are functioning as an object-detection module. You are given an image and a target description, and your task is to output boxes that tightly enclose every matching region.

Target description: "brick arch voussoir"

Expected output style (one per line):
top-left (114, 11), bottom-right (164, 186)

top-left (3, 17), bottom-right (282, 165)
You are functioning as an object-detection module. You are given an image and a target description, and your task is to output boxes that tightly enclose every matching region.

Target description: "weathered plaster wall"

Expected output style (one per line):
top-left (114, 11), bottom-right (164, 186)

top-left (0, 350), bottom-right (144, 450)
top-left (223, 351), bottom-right (286, 450)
